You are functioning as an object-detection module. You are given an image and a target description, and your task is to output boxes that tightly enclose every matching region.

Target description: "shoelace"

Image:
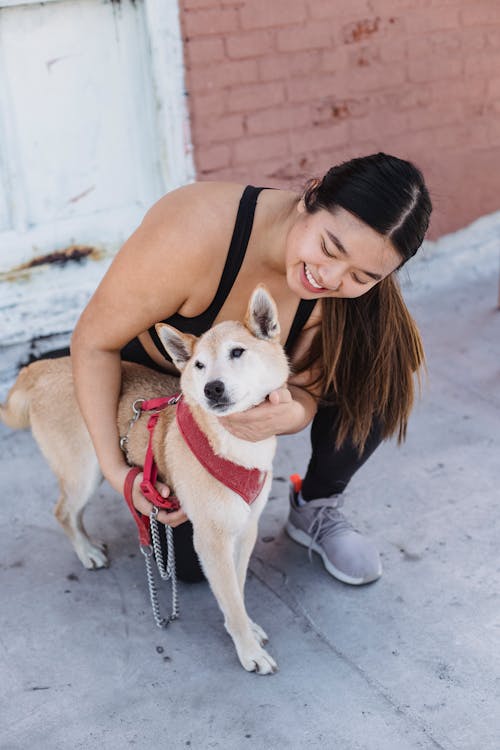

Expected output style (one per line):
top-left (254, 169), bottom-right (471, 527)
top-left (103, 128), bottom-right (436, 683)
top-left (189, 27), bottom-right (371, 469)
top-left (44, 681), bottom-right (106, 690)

top-left (306, 500), bottom-right (355, 561)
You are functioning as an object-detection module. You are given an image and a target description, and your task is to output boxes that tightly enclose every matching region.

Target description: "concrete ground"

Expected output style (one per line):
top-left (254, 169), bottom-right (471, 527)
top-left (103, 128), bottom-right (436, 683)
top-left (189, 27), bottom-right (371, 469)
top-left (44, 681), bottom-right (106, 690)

top-left (1, 214), bottom-right (499, 750)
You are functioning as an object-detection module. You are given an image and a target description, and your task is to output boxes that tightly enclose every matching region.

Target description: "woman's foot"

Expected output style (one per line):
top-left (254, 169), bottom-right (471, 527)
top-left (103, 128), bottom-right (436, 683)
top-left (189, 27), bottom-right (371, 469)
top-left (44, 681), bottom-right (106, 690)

top-left (285, 476), bottom-right (382, 585)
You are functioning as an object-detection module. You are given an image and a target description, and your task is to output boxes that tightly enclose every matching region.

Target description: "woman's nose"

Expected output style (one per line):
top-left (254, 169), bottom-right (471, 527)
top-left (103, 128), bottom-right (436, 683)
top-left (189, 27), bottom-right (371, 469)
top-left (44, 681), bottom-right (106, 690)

top-left (319, 263), bottom-right (345, 291)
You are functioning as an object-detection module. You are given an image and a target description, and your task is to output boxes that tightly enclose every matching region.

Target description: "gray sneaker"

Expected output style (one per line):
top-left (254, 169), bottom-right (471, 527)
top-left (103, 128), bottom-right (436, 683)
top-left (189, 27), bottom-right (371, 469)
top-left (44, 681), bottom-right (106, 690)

top-left (285, 478), bottom-right (382, 585)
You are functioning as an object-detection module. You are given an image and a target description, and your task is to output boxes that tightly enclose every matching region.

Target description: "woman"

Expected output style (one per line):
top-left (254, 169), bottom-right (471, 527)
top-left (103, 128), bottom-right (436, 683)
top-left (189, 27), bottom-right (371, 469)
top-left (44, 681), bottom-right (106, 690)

top-left (71, 152), bottom-right (432, 585)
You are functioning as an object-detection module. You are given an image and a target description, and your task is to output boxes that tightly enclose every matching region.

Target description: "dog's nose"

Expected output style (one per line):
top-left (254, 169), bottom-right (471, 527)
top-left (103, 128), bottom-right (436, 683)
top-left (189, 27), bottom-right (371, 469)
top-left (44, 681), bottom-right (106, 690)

top-left (204, 379), bottom-right (226, 403)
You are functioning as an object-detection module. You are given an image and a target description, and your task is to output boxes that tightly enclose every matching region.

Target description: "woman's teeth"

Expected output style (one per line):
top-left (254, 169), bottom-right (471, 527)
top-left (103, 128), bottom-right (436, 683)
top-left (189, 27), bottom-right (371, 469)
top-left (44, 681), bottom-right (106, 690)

top-left (305, 264), bottom-right (323, 289)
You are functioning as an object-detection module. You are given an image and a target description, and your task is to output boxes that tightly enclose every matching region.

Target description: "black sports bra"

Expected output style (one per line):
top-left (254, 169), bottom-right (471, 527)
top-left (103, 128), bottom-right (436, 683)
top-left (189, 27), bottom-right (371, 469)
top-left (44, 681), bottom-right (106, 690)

top-left (148, 185), bottom-right (317, 358)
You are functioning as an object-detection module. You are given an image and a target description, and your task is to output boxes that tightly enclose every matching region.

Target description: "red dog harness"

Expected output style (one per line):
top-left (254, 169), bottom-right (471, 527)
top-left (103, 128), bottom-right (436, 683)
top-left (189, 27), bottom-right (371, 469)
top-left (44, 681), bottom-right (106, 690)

top-left (123, 394), bottom-right (268, 544)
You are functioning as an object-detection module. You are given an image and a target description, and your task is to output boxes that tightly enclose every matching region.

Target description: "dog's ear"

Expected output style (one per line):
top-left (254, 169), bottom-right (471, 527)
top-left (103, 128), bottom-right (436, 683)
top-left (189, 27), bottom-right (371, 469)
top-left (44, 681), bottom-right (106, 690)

top-left (155, 324), bottom-right (197, 370)
top-left (245, 285), bottom-right (281, 341)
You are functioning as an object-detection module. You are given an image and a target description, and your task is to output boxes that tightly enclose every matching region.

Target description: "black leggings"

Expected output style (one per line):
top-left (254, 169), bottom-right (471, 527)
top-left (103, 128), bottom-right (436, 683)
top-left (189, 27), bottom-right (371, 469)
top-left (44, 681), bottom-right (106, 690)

top-left (38, 343), bottom-right (382, 582)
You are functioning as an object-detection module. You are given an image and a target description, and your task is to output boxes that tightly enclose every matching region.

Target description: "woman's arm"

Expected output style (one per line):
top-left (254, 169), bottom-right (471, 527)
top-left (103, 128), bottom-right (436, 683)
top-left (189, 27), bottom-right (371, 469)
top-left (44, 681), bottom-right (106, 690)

top-left (71, 184), bottom-right (233, 524)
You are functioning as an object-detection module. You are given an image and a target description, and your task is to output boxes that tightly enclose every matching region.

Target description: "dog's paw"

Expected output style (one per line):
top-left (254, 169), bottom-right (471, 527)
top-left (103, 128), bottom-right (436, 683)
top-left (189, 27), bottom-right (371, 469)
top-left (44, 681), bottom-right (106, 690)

top-left (76, 540), bottom-right (109, 570)
top-left (237, 641), bottom-right (278, 675)
top-left (249, 619), bottom-right (269, 646)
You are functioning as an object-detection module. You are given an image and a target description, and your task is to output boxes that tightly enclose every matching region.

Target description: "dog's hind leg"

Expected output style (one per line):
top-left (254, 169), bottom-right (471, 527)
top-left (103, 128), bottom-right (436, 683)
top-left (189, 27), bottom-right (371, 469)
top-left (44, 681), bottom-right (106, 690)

top-left (53, 457), bottom-right (108, 569)
top-left (193, 525), bottom-right (277, 674)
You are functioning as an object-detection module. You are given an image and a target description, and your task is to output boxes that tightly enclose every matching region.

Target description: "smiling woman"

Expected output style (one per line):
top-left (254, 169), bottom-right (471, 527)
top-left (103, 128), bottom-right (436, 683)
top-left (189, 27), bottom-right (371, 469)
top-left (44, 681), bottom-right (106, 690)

top-left (68, 151), bottom-right (432, 587)
top-left (292, 154), bottom-right (432, 452)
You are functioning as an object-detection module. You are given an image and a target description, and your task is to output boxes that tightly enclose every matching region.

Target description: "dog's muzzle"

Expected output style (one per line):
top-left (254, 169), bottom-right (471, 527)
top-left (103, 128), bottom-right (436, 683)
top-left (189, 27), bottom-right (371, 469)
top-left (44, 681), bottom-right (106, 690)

top-left (204, 379), bottom-right (231, 409)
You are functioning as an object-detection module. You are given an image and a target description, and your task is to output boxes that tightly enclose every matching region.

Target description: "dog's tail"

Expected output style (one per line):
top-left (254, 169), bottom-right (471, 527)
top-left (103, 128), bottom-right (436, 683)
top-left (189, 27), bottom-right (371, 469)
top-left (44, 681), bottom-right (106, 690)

top-left (0, 366), bottom-right (33, 430)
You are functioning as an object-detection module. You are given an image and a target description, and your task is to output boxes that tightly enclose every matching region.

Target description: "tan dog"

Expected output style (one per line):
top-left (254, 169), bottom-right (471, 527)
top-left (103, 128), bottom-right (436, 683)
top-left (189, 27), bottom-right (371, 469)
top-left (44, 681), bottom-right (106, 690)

top-left (1, 286), bottom-right (289, 674)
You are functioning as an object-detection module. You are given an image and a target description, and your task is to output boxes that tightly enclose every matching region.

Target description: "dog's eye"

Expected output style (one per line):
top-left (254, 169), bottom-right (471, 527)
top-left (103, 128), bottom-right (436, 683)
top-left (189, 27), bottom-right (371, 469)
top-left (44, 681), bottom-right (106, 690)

top-left (230, 347), bottom-right (245, 359)
top-left (194, 360), bottom-right (205, 370)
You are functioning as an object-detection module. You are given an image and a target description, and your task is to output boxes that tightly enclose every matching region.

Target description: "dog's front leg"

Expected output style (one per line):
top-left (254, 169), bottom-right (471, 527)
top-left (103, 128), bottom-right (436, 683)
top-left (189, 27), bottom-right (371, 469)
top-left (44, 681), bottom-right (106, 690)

top-left (193, 525), bottom-right (277, 675)
top-left (235, 519), bottom-right (269, 647)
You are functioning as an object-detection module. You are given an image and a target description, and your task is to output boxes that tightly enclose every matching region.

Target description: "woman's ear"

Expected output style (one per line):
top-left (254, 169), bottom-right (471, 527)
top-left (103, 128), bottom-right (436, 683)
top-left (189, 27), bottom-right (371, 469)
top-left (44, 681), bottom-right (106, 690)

top-left (297, 197), bottom-right (306, 214)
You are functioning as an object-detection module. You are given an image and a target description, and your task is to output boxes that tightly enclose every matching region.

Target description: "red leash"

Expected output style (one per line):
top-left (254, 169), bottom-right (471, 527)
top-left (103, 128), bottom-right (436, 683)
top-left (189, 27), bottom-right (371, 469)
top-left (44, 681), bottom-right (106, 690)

top-left (123, 394), bottom-right (180, 547)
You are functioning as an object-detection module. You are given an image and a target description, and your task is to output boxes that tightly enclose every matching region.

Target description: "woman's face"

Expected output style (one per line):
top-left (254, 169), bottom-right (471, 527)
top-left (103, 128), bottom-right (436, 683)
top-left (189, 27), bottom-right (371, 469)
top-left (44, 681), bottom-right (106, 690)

top-left (285, 202), bottom-right (402, 299)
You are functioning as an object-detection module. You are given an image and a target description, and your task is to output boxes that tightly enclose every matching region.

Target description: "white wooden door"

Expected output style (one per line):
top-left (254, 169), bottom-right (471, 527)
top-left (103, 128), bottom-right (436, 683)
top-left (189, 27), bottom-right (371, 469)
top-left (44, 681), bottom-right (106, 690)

top-left (0, 0), bottom-right (194, 391)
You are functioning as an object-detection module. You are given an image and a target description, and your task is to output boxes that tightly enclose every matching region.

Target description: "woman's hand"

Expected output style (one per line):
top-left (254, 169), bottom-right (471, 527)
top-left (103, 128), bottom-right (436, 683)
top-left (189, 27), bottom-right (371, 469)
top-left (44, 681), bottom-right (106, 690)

top-left (129, 471), bottom-right (189, 528)
top-left (218, 387), bottom-right (304, 441)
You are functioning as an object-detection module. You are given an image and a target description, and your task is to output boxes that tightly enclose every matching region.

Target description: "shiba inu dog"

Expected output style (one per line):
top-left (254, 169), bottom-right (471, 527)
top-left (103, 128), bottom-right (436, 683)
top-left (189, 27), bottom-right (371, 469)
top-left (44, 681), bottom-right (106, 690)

top-left (1, 286), bottom-right (289, 674)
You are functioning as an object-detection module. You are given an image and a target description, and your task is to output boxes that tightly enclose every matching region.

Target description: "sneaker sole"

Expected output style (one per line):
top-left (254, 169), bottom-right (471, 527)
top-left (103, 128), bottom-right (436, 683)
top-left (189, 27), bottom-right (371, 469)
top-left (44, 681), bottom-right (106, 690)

top-left (285, 521), bottom-right (382, 586)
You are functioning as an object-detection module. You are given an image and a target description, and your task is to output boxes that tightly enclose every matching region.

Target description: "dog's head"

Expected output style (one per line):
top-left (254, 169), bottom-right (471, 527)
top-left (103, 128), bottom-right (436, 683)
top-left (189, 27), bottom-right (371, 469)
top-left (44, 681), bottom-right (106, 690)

top-left (155, 286), bottom-right (289, 415)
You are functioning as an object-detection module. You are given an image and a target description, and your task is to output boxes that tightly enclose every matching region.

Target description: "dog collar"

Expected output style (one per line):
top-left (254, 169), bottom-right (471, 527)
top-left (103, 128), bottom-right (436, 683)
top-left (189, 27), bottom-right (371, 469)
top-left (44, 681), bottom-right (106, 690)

top-left (176, 397), bottom-right (267, 505)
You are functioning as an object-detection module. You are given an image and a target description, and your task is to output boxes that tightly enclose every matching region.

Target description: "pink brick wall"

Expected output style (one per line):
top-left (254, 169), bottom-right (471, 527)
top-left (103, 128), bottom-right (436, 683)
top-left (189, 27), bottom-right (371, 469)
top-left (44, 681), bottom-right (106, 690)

top-left (180, 0), bottom-right (500, 239)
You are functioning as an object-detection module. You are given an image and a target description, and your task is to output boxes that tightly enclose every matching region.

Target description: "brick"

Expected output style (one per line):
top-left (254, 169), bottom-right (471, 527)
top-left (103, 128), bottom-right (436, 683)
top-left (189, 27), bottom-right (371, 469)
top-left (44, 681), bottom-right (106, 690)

top-left (488, 77), bottom-right (500, 97)
top-left (465, 52), bottom-right (500, 77)
top-left (194, 113), bottom-right (246, 144)
top-left (341, 17), bottom-right (382, 45)
top-left (312, 96), bottom-right (371, 124)
top-left (183, 7), bottom-right (239, 36)
top-left (308, 0), bottom-right (374, 21)
top-left (188, 59), bottom-right (258, 93)
top-left (347, 61), bottom-right (407, 92)
top-left (406, 99), bottom-right (464, 131)
top-left (406, 29), bottom-right (463, 59)
top-left (321, 46), bottom-right (349, 74)
top-left (428, 121), bottom-right (490, 151)
top-left (350, 110), bottom-right (409, 141)
top-left (392, 86), bottom-right (433, 111)
top-left (183, 0), bottom-right (220, 9)
top-left (227, 81), bottom-right (286, 112)
top-left (287, 73), bottom-right (339, 104)
top-left (290, 122), bottom-right (349, 154)
top-left (428, 76), bottom-right (487, 104)
top-left (239, 0), bottom-right (307, 30)
top-left (258, 50), bottom-right (322, 81)
top-left (338, 13), bottom-right (405, 45)
top-left (277, 21), bottom-right (334, 53)
top-left (346, 45), bottom-right (380, 70)
top-left (259, 154), bottom-right (315, 183)
top-left (195, 143), bottom-right (232, 172)
top-left (225, 29), bottom-right (275, 59)
top-left (233, 132), bottom-right (289, 163)
top-left (408, 55), bottom-right (463, 83)
top-left (461, 2), bottom-right (500, 27)
top-left (186, 37), bottom-right (225, 65)
top-left (247, 156), bottom-right (302, 185)
top-left (488, 114), bottom-right (500, 145)
top-left (190, 90), bottom-right (228, 120)
top-left (404, 7), bottom-right (461, 34)
top-left (378, 37), bottom-right (407, 63)
top-left (459, 28), bottom-right (490, 54)
top-left (486, 29), bottom-right (500, 50)
top-left (246, 104), bottom-right (310, 135)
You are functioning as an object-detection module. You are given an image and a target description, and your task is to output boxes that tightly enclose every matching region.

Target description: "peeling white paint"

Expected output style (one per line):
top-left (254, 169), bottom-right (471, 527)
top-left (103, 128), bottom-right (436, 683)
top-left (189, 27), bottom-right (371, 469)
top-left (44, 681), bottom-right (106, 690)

top-left (0, 0), bottom-right (194, 393)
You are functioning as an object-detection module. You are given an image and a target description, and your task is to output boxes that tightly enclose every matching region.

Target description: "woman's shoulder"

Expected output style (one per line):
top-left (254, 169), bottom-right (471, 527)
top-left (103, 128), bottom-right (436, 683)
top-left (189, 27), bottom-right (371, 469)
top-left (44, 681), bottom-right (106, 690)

top-left (127, 182), bottom-right (248, 274)
top-left (144, 181), bottom-right (247, 234)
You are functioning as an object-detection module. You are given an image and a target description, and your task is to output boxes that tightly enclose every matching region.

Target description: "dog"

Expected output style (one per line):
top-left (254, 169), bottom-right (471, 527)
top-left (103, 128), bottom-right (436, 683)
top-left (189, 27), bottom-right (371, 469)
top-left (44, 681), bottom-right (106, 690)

top-left (1, 286), bottom-right (289, 674)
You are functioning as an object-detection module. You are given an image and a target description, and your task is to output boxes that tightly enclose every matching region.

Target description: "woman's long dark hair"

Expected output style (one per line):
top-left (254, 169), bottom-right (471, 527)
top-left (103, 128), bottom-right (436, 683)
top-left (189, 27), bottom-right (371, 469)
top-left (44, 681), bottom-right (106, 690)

top-left (295, 153), bottom-right (432, 451)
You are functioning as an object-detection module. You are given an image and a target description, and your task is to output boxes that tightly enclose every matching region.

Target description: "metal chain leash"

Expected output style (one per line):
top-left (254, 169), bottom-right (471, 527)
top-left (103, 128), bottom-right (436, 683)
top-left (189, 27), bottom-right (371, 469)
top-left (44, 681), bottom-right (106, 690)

top-left (119, 398), bottom-right (146, 455)
top-left (140, 507), bottom-right (179, 628)
top-left (120, 395), bottom-right (180, 628)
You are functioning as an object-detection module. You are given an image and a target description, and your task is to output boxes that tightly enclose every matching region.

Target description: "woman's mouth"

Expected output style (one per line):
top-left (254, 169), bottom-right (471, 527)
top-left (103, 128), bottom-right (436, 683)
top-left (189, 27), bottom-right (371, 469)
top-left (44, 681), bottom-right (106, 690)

top-left (301, 263), bottom-right (328, 293)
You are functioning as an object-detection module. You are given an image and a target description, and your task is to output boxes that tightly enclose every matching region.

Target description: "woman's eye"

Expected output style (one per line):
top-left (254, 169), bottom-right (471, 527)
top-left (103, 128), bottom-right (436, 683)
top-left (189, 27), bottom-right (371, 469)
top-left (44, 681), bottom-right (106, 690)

top-left (194, 360), bottom-right (205, 370)
top-left (352, 274), bottom-right (370, 285)
top-left (321, 239), bottom-right (334, 258)
top-left (230, 347), bottom-right (245, 359)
